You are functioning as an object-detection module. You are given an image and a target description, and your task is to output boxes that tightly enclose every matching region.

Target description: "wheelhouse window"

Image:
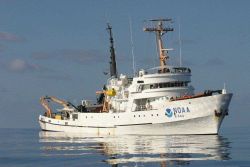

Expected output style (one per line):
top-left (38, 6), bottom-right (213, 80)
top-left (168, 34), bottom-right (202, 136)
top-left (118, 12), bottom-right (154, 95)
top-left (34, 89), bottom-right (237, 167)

top-left (141, 81), bottom-right (189, 90)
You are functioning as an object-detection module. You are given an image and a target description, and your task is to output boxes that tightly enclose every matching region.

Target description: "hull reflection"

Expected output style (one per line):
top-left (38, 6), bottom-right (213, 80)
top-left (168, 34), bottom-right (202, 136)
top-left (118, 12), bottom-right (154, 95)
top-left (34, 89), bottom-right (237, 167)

top-left (39, 131), bottom-right (231, 166)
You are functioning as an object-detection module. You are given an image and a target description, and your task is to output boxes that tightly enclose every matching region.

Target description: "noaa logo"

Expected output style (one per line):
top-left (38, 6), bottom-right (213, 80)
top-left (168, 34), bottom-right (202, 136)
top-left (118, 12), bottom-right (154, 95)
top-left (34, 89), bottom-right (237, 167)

top-left (165, 107), bottom-right (191, 118)
top-left (165, 108), bottom-right (173, 118)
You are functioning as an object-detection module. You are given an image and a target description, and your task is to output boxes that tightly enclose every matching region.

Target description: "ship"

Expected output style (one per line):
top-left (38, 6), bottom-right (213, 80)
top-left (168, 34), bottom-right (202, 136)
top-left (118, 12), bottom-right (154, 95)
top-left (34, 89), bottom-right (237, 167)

top-left (38, 18), bottom-right (233, 135)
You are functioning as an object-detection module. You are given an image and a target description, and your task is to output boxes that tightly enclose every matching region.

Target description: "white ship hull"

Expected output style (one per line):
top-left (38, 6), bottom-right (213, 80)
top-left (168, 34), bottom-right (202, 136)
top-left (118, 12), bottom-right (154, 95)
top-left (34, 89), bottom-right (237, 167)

top-left (39, 93), bottom-right (232, 135)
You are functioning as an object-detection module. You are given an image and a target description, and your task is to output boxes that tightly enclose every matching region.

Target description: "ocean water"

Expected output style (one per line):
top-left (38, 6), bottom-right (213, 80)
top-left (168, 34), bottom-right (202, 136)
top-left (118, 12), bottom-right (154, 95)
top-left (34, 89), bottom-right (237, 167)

top-left (0, 127), bottom-right (250, 167)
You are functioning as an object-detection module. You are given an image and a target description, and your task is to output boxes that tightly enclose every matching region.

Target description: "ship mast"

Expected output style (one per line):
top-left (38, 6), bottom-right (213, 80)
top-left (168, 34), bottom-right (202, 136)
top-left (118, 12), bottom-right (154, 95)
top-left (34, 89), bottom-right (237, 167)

top-left (107, 23), bottom-right (118, 78)
top-left (144, 19), bottom-right (174, 71)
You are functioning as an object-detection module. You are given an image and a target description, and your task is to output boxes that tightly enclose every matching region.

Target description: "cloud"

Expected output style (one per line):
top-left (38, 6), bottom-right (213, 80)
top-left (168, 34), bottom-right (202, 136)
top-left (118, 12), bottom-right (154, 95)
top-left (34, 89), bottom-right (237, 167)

top-left (62, 49), bottom-right (104, 63)
top-left (0, 32), bottom-right (24, 42)
top-left (31, 52), bottom-right (52, 60)
top-left (0, 58), bottom-right (73, 81)
top-left (32, 49), bottom-right (105, 64)
top-left (204, 57), bottom-right (225, 66)
top-left (37, 74), bottom-right (72, 81)
top-left (4, 59), bottom-right (41, 72)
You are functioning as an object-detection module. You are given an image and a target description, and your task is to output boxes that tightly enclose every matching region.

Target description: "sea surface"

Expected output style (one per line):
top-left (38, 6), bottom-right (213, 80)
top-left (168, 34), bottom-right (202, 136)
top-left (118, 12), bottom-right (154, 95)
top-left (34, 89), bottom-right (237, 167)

top-left (0, 127), bottom-right (250, 167)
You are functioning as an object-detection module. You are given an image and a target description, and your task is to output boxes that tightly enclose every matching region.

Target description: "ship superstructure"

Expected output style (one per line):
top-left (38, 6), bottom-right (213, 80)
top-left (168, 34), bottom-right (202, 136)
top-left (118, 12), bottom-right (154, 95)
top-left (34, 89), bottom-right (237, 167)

top-left (39, 19), bottom-right (232, 135)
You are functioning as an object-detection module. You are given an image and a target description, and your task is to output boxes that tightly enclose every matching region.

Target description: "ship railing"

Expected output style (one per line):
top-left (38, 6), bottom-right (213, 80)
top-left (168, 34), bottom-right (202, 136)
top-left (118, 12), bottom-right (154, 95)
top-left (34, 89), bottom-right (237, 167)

top-left (142, 66), bottom-right (191, 75)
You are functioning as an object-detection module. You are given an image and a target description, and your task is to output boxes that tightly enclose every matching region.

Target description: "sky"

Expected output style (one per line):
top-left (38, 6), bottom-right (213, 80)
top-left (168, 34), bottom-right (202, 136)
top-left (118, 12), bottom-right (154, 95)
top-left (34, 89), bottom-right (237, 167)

top-left (0, 0), bottom-right (249, 129)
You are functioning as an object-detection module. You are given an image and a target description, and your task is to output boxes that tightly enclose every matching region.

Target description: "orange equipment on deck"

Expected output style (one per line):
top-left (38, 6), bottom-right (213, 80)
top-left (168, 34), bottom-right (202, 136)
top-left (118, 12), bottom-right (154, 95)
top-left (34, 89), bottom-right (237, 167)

top-left (40, 96), bottom-right (70, 118)
top-left (96, 88), bottom-right (116, 112)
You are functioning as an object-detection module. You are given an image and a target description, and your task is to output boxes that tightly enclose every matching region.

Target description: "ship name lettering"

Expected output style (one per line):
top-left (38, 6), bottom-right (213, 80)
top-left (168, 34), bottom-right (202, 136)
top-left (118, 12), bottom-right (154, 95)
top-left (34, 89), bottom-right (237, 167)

top-left (173, 107), bottom-right (190, 114)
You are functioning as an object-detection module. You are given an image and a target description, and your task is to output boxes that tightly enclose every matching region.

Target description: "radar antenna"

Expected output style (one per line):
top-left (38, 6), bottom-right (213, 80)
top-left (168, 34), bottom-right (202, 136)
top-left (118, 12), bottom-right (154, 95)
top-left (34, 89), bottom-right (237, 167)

top-left (107, 23), bottom-right (118, 78)
top-left (144, 18), bottom-right (174, 72)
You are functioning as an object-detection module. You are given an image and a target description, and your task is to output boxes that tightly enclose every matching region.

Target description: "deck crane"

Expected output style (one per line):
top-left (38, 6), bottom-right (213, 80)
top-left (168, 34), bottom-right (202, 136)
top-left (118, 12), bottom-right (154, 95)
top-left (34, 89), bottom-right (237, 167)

top-left (40, 96), bottom-right (77, 118)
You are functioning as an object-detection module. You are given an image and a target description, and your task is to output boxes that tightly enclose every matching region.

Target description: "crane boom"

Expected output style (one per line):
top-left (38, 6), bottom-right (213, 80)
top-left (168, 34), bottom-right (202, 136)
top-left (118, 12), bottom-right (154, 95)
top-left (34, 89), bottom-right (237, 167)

top-left (40, 96), bottom-right (71, 118)
top-left (40, 97), bottom-right (52, 117)
top-left (47, 96), bottom-right (69, 108)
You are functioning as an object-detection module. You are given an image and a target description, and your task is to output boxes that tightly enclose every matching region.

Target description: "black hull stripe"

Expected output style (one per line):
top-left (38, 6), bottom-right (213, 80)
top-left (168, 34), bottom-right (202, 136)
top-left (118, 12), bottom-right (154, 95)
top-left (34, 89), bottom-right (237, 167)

top-left (39, 120), bottom-right (152, 128)
top-left (39, 120), bottom-right (112, 128)
top-left (41, 129), bottom-right (62, 132)
top-left (116, 123), bottom-right (152, 126)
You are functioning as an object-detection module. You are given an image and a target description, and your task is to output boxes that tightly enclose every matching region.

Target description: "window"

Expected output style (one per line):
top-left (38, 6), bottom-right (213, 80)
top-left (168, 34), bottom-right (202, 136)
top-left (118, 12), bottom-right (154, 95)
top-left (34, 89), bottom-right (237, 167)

top-left (73, 114), bottom-right (78, 120)
top-left (143, 81), bottom-right (189, 90)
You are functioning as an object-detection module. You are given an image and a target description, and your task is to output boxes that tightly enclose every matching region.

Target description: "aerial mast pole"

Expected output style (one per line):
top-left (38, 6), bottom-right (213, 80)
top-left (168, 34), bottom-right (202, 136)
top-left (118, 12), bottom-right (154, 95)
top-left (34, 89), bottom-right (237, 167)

top-left (107, 23), bottom-right (118, 78)
top-left (143, 18), bottom-right (174, 72)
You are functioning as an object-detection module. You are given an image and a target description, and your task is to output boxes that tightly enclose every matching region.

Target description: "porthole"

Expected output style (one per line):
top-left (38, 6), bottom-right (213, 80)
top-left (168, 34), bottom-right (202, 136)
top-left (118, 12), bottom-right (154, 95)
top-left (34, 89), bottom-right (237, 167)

top-left (157, 114), bottom-right (159, 116)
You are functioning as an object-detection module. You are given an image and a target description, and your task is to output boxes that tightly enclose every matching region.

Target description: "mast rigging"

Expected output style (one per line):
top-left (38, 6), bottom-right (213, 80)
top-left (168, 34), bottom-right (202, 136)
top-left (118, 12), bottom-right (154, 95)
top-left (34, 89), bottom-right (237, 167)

top-left (144, 18), bottom-right (174, 71)
top-left (107, 23), bottom-right (118, 78)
